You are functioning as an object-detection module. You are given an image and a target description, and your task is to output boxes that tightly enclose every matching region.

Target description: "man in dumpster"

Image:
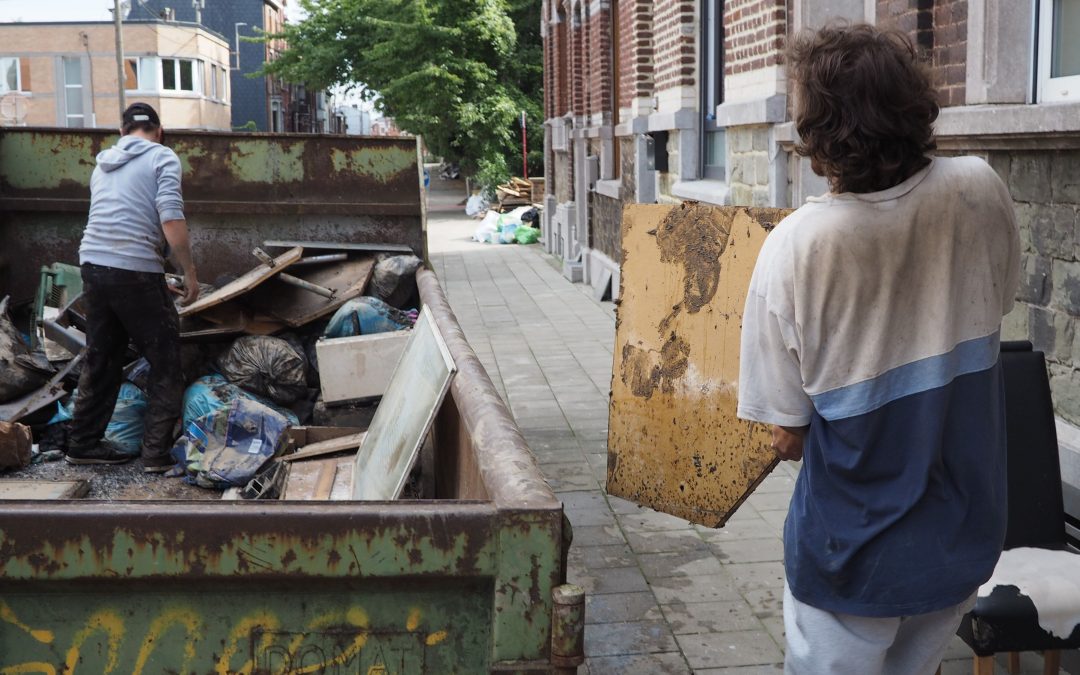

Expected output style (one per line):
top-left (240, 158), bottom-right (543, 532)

top-left (65, 102), bottom-right (199, 473)
top-left (736, 24), bottom-right (1019, 675)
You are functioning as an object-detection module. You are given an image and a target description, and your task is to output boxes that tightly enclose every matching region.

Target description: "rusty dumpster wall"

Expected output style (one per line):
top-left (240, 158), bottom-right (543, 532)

top-left (0, 270), bottom-right (567, 673)
top-left (0, 128), bottom-right (425, 303)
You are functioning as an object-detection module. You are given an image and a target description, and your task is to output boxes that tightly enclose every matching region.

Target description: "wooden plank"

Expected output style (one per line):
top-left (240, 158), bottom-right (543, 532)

top-left (281, 460), bottom-right (325, 500)
top-left (283, 432), bottom-right (367, 462)
top-left (263, 240), bottom-right (414, 254)
top-left (287, 426), bottom-right (368, 447)
top-left (0, 480), bottom-right (89, 500)
top-left (330, 458), bottom-right (354, 500)
top-left (179, 246), bottom-right (303, 318)
top-left (316, 331), bottom-right (411, 403)
top-left (351, 306), bottom-right (456, 500)
top-left (607, 204), bottom-right (791, 527)
top-left (313, 462), bottom-right (338, 500)
top-left (246, 255), bottom-right (376, 328)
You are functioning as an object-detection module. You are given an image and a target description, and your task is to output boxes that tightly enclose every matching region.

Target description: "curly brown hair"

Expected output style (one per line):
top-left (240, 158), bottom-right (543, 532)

top-left (789, 23), bottom-right (939, 194)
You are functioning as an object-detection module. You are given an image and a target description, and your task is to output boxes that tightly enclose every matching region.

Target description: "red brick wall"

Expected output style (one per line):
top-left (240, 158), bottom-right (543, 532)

top-left (876, 0), bottom-right (967, 106)
top-left (724, 0), bottom-right (787, 77)
top-left (571, 4), bottom-right (585, 117)
top-left (586, 3), bottom-right (614, 119)
top-left (617, 0), bottom-right (654, 111)
top-left (653, 0), bottom-right (696, 92)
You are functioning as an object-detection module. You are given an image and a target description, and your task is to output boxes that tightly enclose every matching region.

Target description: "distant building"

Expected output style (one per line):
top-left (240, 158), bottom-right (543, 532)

top-left (0, 20), bottom-right (230, 129)
top-left (336, 104), bottom-right (372, 136)
top-left (135, 0), bottom-right (328, 132)
top-left (370, 117), bottom-right (402, 137)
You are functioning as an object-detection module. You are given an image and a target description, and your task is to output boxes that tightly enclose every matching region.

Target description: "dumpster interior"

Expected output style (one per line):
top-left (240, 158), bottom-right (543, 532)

top-left (0, 246), bottom-right (442, 501)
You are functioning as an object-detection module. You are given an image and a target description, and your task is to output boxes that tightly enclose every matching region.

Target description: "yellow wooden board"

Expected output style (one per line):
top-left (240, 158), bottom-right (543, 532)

top-left (607, 203), bottom-right (792, 527)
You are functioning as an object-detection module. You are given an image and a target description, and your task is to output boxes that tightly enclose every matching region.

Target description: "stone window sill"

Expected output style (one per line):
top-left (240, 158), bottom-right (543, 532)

top-left (671, 179), bottom-right (729, 206)
top-left (594, 179), bottom-right (621, 199)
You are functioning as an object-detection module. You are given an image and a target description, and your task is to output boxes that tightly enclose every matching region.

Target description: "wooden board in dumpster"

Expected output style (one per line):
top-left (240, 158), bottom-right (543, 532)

top-left (607, 203), bottom-right (792, 527)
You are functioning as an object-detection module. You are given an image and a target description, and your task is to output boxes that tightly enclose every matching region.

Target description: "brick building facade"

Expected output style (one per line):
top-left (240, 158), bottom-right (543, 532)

top-left (542, 0), bottom-right (1080, 494)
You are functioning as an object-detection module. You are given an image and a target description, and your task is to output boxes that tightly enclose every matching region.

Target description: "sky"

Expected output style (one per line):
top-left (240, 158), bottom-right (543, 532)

top-left (0, 0), bottom-right (305, 23)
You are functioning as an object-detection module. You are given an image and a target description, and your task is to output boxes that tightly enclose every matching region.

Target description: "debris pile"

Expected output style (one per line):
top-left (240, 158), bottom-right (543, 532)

top-left (0, 242), bottom-right (440, 501)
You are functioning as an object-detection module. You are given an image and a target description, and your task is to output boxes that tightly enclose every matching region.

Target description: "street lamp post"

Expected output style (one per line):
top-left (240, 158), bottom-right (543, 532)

top-left (233, 22), bottom-right (248, 71)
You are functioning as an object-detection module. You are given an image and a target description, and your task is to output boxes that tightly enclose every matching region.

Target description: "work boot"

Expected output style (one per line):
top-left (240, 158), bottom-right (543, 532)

top-left (65, 440), bottom-right (132, 465)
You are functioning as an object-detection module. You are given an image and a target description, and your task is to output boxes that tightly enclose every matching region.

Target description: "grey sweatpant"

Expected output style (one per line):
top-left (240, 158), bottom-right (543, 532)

top-left (783, 582), bottom-right (975, 675)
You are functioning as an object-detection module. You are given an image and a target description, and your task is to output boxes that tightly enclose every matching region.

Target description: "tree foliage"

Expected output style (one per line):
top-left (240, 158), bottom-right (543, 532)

top-left (264, 0), bottom-right (544, 188)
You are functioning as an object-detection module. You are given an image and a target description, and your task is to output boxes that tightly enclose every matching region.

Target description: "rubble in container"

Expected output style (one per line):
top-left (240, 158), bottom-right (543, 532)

top-left (0, 243), bottom-right (449, 502)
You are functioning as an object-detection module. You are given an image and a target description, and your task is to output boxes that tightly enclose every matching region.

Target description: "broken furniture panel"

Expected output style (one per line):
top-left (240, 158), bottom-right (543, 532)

top-left (246, 254), bottom-right (377, 327)
top-left (607, 204), bottom-right (792, 527)
top-left (179, 246), bottom-right (303, 318)
top-left (351, 305), bottom-right (456, 500)
top-left (282, 456), bottom-right (355, 500)
top-left (315, 330), bottom-right (411, 403)
top-left (283, 432), bottom-right (367, 463)
top-left (264, 240), bottom-right (414, 254)
top-left (0, 354), bottom-right (83, 424)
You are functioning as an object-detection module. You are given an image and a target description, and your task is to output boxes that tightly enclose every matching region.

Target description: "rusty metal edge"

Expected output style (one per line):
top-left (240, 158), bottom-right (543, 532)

top-left (0, 500), bottom-right (498, 581)
top-left (416, 269), bottom-right (560, 510)
top-left (0, 198), bottom-right (423, 216)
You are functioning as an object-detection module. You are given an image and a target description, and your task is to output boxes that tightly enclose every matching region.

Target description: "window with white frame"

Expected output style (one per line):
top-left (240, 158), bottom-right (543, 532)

top-left (1038, 0), bottom-right (1080, 102)
top-left (701, 0), bottom-right (725, 179)
top-left (209, 63), bottom-right (218, 99)
top-left (0, 57), bottom-right (22, 94)
top-left (62, 56), bottom-right (84, 128)
top-left (124, 57), bottom-right (202, 94)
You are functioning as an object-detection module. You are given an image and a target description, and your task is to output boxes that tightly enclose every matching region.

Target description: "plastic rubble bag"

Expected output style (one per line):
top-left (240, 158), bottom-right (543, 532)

top-left (104, 383), bottom-right (148, 456)
top-left (216, 336), bottom-right (308, 405)
top-left (370, 255), bottom-right (423, 308)
top-left (465, 193), bottom-right (489, 217)
top-left (498, 220), bottom-right (519, 244)
top-left (171, 397), bottom-right (290, 490)
top-left (474, 210), bottom-right (500, 242)
top-left (515, 226), bottom-right (541, 245)
top-left (323, 297), bottom-right (418, 338)
top-left (182, 374), bottom-right (299, 428)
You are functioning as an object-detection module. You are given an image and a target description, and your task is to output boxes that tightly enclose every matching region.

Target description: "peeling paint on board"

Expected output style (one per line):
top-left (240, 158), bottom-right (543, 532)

top-left (607, 203), bottom-right (792, 527)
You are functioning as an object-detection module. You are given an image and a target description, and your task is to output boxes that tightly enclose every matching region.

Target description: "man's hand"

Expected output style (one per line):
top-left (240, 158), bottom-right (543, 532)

top-left (162, 219), bottom-right (198, 305)
top-left (771, 425), bottom-right (808, 461)
top-left (167, 272), bottom-right (200, 305)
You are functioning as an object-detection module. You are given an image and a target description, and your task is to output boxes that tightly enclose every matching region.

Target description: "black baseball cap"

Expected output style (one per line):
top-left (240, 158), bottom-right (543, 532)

top-left (122, 102), bottom-right (161, 127)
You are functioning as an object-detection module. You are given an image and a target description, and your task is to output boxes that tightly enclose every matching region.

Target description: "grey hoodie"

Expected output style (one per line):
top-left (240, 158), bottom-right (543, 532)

top-left (79, 135), bottom-right (185, 274)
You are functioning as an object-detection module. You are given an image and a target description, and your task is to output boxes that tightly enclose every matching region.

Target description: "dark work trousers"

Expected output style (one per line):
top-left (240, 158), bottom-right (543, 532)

top-left (69, 263), bottom-right (183, 463)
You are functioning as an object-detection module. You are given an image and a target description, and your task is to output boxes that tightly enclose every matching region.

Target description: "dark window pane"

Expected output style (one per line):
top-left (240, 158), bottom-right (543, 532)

top-left (162, 59), bottom-right (176, 89)
top-left (179, 59), bottom-right (194, 91)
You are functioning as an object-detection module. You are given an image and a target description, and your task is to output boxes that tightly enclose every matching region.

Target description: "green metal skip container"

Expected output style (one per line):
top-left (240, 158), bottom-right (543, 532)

top-left (0, 128), bottom-right (581, 673)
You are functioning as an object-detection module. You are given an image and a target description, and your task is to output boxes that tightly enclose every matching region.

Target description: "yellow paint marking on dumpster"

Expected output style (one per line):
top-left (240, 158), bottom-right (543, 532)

top-left (131, 607), bottom-right (201, 675)
top-left (64, 609), bottom-right (125, 674)
top-left (0, 663), bottom-right (56, 675)
top-left (406, 608), bottom-right (423, 631)
top-left (0, 601), bottom-right (53, 644)
top-left (425, 630), bottom-right (448, 646)
top-left (214, 611), bottom-right (282, 675)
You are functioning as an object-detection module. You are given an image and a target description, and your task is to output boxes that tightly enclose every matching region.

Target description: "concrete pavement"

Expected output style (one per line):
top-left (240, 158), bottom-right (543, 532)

top-left (424, 180), bottom-right (1041, 675)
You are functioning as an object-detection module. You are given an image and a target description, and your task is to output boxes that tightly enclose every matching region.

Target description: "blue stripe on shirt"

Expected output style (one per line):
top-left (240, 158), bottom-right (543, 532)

top-left (809, 331), bottom-right (1000, 421)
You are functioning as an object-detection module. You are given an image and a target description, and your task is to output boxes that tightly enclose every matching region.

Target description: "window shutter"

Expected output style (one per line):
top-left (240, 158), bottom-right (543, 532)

top-left (18, 59), bottom-right (30, 92)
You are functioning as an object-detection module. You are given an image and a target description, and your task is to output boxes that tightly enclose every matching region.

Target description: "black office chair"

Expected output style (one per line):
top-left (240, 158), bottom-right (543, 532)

top-left (953, 341), bottom-right (1080, 675)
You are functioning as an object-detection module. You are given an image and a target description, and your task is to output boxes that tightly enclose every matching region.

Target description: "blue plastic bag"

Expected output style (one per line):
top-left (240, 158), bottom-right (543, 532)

top-left (171, 397), bottom-right (290, 490)
top-left (183, 374), bottom-right (299, 428)
top-left (323, 297), bottom-right (418, 338)
top-left (106, 383), bottom-right (148, 456)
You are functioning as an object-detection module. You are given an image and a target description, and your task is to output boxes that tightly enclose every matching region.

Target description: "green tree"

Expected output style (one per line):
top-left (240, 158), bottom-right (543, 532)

top-left (264, 0), bottom-right (544, 189)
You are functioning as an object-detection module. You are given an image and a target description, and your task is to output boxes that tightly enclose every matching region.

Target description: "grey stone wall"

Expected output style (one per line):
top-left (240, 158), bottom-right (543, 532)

top-left (554, 151), bottom-right (573, 203)
top-left (992, 150), bottom-right (1080, 425)
top-left (728, 125), bottom-right (772, 206)
top-left (590, 192), bottom-right (623, 262)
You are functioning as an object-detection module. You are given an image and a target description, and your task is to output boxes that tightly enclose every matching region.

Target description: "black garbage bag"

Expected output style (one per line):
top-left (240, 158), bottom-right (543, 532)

top-left (215, 336), bottom-right (308, 405)
top-left (370, 255), bottom-right (423, 309)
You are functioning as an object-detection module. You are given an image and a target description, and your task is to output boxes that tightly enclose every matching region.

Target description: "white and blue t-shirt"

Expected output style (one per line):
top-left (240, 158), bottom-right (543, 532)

top-left (737, 156), bottom-right (1020, 617)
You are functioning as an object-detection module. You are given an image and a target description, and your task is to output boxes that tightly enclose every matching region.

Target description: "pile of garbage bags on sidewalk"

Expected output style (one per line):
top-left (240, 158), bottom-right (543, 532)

top-left (473, 206), bottom-right (542, 245)
top-left (0, 246), bottom-right (423, 494)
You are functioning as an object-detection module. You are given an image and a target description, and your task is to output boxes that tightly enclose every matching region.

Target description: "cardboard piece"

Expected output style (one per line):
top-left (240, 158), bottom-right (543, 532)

top-left (315, 331), bottom-right (411, 403)
top-left (0, 480), bottom-right (90, 500)
top-left (606, 204), bottom-right (792, 527)
top-left (179, 246), bottom-right (303, 318)
top-left (351, 306), bottom-right (456, 500)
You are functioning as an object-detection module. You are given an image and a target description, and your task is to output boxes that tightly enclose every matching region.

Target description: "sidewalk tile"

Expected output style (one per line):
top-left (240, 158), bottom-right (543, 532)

top-left (675, 630), bottom-right (784, 669)
top-left (585, 652), bottom-right (691, 675)
top-left (586, 591), bottom-right (664, 624)
top-left (584, 620), bottom-right (679, 657)
top-left (650, 573), bottom-right (743, 605)
top-left (636, 550), bottom-right (726, 580)
top-left (662, 600), bottom-right (762, 635)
